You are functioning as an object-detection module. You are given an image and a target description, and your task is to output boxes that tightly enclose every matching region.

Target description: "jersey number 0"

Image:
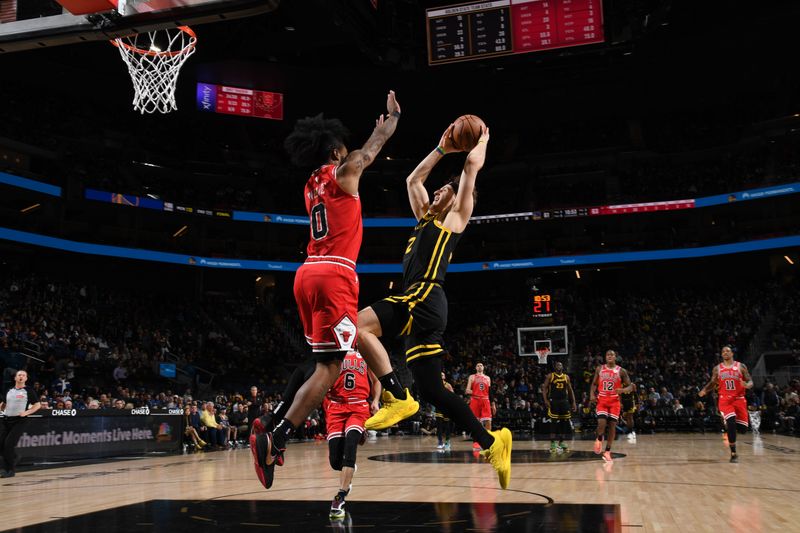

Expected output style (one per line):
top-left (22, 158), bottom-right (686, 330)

top-left (311, 203), bottom-right (329, 240)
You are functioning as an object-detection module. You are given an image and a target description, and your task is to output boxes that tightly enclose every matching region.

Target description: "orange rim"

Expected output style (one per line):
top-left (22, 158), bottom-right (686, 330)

top-left (110, 26), bottom-right (196, 57)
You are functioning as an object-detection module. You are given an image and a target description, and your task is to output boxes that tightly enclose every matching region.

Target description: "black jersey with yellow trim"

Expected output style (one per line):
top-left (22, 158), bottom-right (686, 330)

top-left (548, 372), bottom-right (570, 402)
top-left (401, 212), bottom-right (462, 290)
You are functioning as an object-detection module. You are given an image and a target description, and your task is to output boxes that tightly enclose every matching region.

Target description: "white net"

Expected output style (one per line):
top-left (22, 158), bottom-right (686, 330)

top-left (112, 26), bottom-right (197, 114)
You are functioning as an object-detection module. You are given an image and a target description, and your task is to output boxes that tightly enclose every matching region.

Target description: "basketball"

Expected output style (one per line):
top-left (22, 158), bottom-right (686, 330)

top-left (451, 114), bottom-right (486, 151)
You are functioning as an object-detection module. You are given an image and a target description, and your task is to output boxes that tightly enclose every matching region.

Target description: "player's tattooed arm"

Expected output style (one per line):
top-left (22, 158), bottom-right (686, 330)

top-left (740, 364), bottom-right (754, 389)
top-left (617, 369), bottom-right (633, 395)
top-left (698, 366), bottom-right (719, 397)
top-left (337, 90), bottom-right (401, 194)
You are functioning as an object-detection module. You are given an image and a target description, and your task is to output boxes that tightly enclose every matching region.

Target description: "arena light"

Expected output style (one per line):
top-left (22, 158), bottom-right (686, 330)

top-left (575, 270), bottom-right (581, 279)
top-left (256, 276), bottom-right (262, 282)
top-left (20, 203), bottom-right (40, 213)
top-left (785, 255), bottom-right (795, 265)
top-left (172, 225), bottom-right (188, 238)
top-left (389, 281), bottom-right (394, 289)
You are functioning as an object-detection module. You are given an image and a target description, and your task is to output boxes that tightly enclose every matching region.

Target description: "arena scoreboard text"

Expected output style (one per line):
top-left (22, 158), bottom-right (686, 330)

top-left (427, 0), bottom-right (604, 65)
top-left (196, 83), bottom-right (284, 120)
top-left (532, 293), bottom-right (554, 318)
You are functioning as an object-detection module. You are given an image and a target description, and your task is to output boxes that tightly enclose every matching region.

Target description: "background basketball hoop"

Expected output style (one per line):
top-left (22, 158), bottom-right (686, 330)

top-left (111, 26), bottom-right (197, 114)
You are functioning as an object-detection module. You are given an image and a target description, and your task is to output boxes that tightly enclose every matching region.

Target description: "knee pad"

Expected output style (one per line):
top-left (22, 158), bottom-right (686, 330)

top-left (328, 437), bottom-right (344, 471)
top-left (342, 429), bottom-right (362, 469)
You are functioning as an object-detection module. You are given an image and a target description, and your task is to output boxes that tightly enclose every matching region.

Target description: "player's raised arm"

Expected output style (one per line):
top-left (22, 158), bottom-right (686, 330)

top-left (406, 124), bottom-right (460, 220)
top-left (444, 127), bottom-right (489, 233)
top-left (698, 366), bottom-right (719, 397)
top-left (337, 90), bottom-right (401, 194)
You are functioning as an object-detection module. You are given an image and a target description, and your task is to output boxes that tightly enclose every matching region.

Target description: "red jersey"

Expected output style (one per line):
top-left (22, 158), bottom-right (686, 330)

top-left (597, 364), bottom-right (622, 397)
top-left (327, 351), bottom-right (371, 404)
top-left (717, 362), bottom-right (745, 399)
top-left (304, 164), bottom-right (362, 264)
top-left (470, 374), bottom-right (491, 399)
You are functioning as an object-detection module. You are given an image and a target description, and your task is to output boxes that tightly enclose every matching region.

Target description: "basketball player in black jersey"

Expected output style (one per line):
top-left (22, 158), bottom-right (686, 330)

top-left (356, 124), bottom-right (513, 489)
top-left (620, 382), bottom-right (638, 442)
top-left (542, 361), bottom-right (576, 453)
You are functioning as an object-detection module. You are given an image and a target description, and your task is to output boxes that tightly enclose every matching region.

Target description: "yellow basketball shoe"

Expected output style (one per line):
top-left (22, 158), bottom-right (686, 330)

top-left (480, 428), bottom-right (513, 489)
top-left (364, 388), bottom-right (419, 430)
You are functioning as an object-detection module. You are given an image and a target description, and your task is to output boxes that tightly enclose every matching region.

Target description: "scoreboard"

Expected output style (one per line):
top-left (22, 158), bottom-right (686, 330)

top-left (426, 0), bottom-right (604, 65)
top-left (532, 293), bottom-right (554, 319)
top-left (196, 83), bottom-right (284, 120)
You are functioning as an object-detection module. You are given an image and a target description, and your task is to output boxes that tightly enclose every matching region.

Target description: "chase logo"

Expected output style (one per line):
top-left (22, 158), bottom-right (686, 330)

top-left (51, 409), bottom-right (76, 416)
top-left (130, 407), bottom-right (151, 415)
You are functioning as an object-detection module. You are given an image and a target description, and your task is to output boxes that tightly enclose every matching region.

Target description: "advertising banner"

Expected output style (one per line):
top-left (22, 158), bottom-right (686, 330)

top-left (12, 408), bottom-right (183, 464)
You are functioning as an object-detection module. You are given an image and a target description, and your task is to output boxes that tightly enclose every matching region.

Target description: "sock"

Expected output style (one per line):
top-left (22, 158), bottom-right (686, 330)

top-left (596, 434), bottom-right (604, 442)
top-left (410, 357), bottom-right (495, 450)
top-left (378, 371), bottom-right (405, 399)
top-left (605, 445), bottom-right (611, 452)
top-left (337, 489), bottom-right (348, 500)
top-left (272, 419), bottom-right (295, 456)
top-left (730, 444), bottom-right (737, 454)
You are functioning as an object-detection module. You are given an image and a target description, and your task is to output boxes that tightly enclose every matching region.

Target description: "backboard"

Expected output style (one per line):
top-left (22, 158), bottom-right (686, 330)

top-left (517, 326), bottom-right (569, 358)
top-left (0, 0), bottom-right (279, 53)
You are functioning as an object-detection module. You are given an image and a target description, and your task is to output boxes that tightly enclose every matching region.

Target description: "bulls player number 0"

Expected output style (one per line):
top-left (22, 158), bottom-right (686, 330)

top-left (310, 203), bottom-right (329, 240)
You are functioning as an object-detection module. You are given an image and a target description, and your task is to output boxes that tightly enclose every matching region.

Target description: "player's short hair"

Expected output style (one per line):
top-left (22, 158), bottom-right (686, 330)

top-left (284, 113), bottom-right (350, 168)
top-left (447, 174), bottom-right (478, 206)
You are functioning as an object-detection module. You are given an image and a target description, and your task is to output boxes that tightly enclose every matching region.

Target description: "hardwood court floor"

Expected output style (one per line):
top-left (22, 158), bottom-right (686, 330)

top-left (2, 432), bottom-right (798, 532)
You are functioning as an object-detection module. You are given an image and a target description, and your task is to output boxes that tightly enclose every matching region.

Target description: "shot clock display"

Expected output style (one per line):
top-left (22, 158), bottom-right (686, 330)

top-left (532, 293), bottom-right (554, 318)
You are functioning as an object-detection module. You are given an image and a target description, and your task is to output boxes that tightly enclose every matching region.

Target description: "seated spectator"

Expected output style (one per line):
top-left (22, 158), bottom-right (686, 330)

top-left (183, 406), bottom-right (207, 450)
top-left (200, 402), bottom-right (225, 449)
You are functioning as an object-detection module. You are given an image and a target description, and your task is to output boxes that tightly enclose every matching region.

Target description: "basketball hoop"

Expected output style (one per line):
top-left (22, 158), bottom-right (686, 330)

top-left (111, 26), bottom-right (197, 114)
top-left (536, 348), bottom-right (550, 365)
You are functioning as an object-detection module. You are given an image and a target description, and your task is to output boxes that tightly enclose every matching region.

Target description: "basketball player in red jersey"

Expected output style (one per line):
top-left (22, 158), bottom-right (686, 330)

top-left (699, 345), bottom-right (753, 462)
top-left (325, 351), bottom-right (380, 519)
top-left (250, 90), bottom-right (401, 489)
top-left (466, 363), bottom-right (493, 450)
top-left (589, 350), bottom-right (632, 463)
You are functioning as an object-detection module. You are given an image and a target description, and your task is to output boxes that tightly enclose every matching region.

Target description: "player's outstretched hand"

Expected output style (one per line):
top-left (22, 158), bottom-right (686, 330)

top-left (438, 123), bottom-right (460, 153)
top-left (387, 90), bottom-right (400, 115)
top-left (698, 389), bottom-right (706, 397)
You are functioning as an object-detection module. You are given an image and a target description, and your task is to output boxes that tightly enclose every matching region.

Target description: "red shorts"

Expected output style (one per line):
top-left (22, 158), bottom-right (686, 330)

top-left (325, 401), bottom-right (370, 440)
top-left (470, 397), bottom-right (492, 422)
top-left (596, 395), bottom-right (621, 420)
top-left (719, 396), bottom-right (749, 426)
top-left (294, 260), bottom-right (358, 354)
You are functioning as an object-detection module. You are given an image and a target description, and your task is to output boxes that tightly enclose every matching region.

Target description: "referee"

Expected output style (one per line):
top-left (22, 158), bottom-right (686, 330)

top-left (0, 370), bottom-right (41, 478)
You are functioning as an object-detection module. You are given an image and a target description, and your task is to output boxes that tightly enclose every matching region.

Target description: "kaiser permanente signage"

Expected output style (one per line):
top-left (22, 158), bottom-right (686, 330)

top-left (11, 408), bottom-right (183, 465)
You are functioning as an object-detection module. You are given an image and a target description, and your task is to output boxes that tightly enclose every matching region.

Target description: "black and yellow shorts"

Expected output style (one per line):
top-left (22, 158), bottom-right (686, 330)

top-left (370, 281), bottom-right (447, 366)
top-left (621, 395), bottom-right (636, 414)
top-left (547, 400), bottom-right (572, 420)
